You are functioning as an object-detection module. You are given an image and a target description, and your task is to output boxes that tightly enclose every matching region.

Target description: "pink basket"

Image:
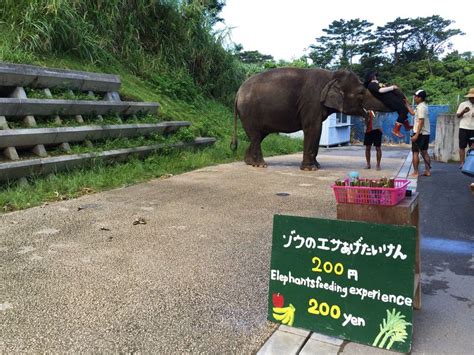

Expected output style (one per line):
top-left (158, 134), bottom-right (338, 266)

top-left (331, 179), bottom-right (410, 206)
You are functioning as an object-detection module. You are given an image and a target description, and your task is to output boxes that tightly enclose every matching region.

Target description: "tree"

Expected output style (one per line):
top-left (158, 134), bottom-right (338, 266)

top-left (185, 0), bottom-right (226, 25)
top-left (304, 15), bottom-right (469, 108)
top-left (405, 16), bottom-right (463, 61)
top-left (375, 17), bottom-right (412, 65)
top-left (308, 19), bottom-right (374, 69)
top-left (236, 50), bottom-right (274, 65)
top-left (231, 45), bottom-right (275, 77)
top-left (356, 39), bottom-right (387, 77)
top-left (307, 41), bottom-right (337, 69)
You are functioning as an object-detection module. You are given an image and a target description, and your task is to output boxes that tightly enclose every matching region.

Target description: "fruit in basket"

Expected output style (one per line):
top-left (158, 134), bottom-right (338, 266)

top-left (389, 178), bottom-right (395, 188)
top-left (333, 177), bottom-right (407, 205)
top-left (334, 179), bottom-right (345, 186)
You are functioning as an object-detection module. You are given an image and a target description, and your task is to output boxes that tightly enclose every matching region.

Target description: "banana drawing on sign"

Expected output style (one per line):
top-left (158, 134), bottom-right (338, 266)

top-left (271, 293), bottom-right (296, 326)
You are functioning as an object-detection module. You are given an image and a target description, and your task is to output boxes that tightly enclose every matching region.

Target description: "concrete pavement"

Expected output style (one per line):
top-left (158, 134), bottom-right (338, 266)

top-left (1, 146), bottom-right (472, 353)
top-left (258, 148), bottom-right (474, 355)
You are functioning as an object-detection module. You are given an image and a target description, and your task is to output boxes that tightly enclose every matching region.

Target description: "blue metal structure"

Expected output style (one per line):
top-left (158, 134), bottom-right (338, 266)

top-left (351, 105), bottom-right (449, 143)
top-left (319, 113), bottom-right (352, 147)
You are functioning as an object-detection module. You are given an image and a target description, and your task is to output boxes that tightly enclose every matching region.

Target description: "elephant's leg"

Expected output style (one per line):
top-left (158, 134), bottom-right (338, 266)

top-left (301, 124), bottom-right (322, 171)
top-left (244, 132), bottom-right (268, 167)
top-left (313, 142), bottom-right (321, 169)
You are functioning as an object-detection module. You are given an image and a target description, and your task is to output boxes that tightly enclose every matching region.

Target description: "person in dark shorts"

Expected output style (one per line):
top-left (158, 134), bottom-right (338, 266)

top-left (364, 110), bottom-right (383, 170)
top-left (456, 88), bottom-right (474, 168)
top-left (364, 71), bottom-right (415, 138)
top-left (411, 90), bottom-right (431, 177)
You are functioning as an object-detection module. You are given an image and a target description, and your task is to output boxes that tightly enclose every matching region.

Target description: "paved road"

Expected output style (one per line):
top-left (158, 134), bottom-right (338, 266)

top-left (1, 146), bottom-right (472, 354)
top-left (0, 146), bottom-right (406, 353)
top-left (337, 159), bottom-right (474, 355)
top-left (411, 161), bottom-right (473, 354)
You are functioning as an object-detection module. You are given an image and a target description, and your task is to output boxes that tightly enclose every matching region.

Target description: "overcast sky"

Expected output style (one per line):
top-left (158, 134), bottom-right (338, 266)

top-left (216, 0), bottom-right (473, 61)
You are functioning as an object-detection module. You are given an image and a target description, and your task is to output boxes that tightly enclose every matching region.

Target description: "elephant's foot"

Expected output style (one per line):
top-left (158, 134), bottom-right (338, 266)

top-left (244, 154), bottom-right (267, 168)
top-left (245, 159), bottom-right (268, 168)
top-left (300, 162), bottom-right (319, 171)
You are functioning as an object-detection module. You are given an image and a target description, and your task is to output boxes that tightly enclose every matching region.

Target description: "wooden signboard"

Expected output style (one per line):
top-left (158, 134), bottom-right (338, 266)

top-left (268, 215), bottom-right (416, 353)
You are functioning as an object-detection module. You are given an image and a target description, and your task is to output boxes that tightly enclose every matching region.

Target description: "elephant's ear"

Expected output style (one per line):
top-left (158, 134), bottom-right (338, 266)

top-left (321, 79), bottom-right (344, 111)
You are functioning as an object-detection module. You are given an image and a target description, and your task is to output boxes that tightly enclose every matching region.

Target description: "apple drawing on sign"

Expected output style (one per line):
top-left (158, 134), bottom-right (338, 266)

top-left (272, 293), bottom-right (285, 308)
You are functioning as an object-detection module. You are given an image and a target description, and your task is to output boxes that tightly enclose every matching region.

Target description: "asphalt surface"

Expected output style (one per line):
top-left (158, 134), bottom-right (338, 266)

top-left (417, 161), bottom-right (473, 277)
top-left (1, 146), bottom-right (472, 354)
top-left (411, 161), bottom-right (473, 354)
top-left (339, 158), bottom-right (474, 355)
top-left (0, 146), bottom-right (407, 353)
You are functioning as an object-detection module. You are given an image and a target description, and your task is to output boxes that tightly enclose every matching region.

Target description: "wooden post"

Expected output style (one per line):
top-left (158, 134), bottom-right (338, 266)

top-left (336, 194), bottom-right (421, 310)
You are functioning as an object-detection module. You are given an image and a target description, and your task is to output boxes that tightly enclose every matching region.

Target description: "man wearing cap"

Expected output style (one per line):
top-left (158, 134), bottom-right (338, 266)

top-left (411, 90), bottom-right (431, 177)
top-left (456, 88), bottom-right (474, 168)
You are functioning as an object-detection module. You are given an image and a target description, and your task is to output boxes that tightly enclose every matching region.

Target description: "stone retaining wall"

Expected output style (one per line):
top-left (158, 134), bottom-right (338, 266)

top-left (433, 114), bottom-right (459, 162)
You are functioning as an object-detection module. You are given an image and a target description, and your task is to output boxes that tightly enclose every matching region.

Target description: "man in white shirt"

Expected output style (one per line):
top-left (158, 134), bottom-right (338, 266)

top-left (411, 90), bottom-right (431, 177)
top-left (456, 88), bottom-right (474, 168)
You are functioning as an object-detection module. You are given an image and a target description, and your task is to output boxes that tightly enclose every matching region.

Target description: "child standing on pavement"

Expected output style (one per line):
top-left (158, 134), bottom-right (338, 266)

top-left (364, 72), bottom-right (415, 138)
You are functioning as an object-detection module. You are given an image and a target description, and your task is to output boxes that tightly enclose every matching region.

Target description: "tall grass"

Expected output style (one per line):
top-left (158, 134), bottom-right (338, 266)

top-left (0, 0), bottom-right (245, 105)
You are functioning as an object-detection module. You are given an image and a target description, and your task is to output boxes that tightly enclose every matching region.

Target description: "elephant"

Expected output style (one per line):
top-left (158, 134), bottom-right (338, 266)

top-left (231, 67), bottom-right (392, 170)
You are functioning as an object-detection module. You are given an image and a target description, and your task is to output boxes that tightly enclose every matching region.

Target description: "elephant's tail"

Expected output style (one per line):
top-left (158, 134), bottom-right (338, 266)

top-left (230, 96), bottom-right (239, 151)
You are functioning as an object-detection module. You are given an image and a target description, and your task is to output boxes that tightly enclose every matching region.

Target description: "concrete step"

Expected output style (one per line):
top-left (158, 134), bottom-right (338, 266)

top-left (0, 122), bottom-right (191, 148)
top-left (0, 137), bottom-right (216, 182)
top-left (0, 62), bottom-right (121, 92)
top-left (0, 98), bottom-right (159, 117)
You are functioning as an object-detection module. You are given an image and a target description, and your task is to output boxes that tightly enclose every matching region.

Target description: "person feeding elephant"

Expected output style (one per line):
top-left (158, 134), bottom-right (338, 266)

top-left (364, 72), bottom-right (415, 138)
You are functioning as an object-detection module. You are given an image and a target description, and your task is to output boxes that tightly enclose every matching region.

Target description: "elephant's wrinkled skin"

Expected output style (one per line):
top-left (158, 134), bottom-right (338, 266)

top-left (231, 68), bottom-right (391, 170)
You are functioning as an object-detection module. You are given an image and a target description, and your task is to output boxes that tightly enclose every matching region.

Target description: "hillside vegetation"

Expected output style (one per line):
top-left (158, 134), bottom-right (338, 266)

top-left (0, 0), bottom-right (302, 211)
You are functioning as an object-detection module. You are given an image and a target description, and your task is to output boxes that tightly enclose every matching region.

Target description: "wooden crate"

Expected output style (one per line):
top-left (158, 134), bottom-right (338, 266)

top-left (337, 193), bottom-right (421, 310)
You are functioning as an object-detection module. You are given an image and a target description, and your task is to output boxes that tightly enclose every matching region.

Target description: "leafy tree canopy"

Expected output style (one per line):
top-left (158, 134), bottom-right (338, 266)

top-left (303, 15), bottom-right (470, 106)
top-left (308, 15), bottom-right (464, 72)
top-left (308, 18), bottom-right (373, 69)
